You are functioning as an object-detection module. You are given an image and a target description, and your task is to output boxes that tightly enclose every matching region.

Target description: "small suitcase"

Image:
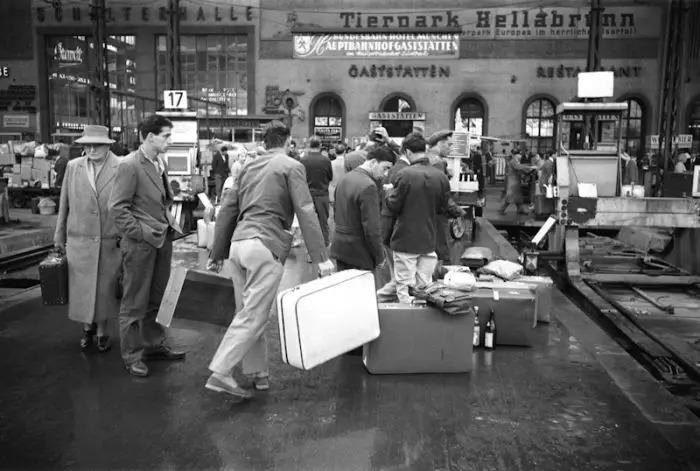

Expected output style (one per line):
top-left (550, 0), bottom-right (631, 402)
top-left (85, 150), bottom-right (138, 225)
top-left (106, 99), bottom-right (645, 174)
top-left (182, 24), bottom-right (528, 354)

top-left (469, 284), bottom-right (537, 347)
top-left (39, 251), bottom-right (69, 305)
top-left (277, 269), bottom-right (380, 370)
top-left (515, 276), bottom-right (554, 323)
top-left (364, 303), bottom-right (474, 374)
top-left (156, 266), bottom-right (236, 328)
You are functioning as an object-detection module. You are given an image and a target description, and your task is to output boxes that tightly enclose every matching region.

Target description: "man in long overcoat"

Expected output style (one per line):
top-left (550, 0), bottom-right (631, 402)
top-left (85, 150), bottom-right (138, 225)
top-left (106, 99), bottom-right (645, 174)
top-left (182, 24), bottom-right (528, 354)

top-left (54, 125), bottom-right (121, 352)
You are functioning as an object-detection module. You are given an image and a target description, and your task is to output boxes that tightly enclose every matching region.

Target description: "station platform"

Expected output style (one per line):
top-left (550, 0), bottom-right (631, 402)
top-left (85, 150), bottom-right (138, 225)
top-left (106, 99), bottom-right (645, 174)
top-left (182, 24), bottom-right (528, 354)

top-left (0, 207), bottom-right (57, 255)
top-left (1, 235), bottom-right (698, 470)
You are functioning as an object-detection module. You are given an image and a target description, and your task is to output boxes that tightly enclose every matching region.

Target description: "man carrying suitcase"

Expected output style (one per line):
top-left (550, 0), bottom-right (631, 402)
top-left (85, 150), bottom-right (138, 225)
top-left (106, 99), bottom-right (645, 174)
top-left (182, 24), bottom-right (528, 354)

top-left (207, 120), bottom-right (335, 399)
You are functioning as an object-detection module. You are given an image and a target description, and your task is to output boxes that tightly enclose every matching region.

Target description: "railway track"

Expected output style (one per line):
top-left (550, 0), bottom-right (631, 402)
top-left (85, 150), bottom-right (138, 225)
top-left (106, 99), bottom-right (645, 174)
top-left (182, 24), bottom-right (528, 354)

top-left (0, 232), bottom-right (193, 275)
top-left (509, 230), bottom-right (700, 415)
top-left (0, 244), bottom-right (54, 274)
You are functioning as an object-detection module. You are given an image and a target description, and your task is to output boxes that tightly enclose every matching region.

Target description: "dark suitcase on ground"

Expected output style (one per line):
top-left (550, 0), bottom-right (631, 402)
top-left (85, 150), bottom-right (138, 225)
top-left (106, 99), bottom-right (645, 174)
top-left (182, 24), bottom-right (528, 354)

top-left (39, 252), bottom-right (69, 305)
top-left (468, 284), bottom-right (537, 347)
top-left (156, 266), bottom-right (236, 328)
top-left (363, 303), bottom-right (474, 374)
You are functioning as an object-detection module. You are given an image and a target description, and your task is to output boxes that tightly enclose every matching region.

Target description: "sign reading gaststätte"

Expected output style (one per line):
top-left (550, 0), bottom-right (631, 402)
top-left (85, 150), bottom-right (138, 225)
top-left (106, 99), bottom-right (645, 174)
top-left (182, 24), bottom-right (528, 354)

top-left (293, 33), bottom-right (460, 59)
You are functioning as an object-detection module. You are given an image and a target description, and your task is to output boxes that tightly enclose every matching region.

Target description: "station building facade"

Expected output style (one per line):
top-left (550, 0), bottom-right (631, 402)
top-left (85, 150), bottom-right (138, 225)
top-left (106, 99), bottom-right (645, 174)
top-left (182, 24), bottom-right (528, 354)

top-left (257, 0), bottom-right (679, 156)
top-left (28, 0), bottom-right (259, 147)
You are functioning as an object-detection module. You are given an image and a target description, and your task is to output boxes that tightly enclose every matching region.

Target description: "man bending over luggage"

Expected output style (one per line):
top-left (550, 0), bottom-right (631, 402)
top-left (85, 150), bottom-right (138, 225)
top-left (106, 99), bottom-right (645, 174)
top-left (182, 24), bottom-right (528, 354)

top-left (384, 132), bottom-right (451, 304)
top-left (331, 145), bottom-right (395, 271)
top-left (206, 120), bottom-right (335, 399)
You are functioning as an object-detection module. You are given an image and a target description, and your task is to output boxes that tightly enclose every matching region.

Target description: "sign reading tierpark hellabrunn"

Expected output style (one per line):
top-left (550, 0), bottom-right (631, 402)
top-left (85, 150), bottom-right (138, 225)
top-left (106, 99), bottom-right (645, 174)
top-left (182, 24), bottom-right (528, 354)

top-left (293, 33), bottom-right (460, 59)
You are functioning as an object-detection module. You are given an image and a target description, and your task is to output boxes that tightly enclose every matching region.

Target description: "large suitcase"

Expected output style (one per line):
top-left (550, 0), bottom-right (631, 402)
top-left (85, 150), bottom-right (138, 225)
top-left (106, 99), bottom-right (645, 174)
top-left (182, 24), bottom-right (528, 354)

top-left (156, 266), bottom-right (236, 328)
top-left (364, 303), bottom-right (474, 374)
top-left (277, 269), bottom-right (380, 370)
top-left (39, 251), bottom-right (69, 306)
top-left (469, 284), bottom-right (537, 347)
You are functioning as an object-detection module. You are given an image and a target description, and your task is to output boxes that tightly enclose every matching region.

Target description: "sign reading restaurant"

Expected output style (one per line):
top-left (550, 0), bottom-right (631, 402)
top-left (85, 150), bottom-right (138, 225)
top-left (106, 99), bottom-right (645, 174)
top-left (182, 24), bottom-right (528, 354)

top-left (293, 33), bottom-right (459, 59)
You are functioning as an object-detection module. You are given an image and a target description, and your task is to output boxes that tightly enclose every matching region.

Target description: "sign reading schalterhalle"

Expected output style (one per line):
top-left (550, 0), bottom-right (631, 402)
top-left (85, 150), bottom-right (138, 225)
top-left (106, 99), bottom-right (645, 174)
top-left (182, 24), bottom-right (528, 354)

top-left (293, 33), bottom-right (460, 59)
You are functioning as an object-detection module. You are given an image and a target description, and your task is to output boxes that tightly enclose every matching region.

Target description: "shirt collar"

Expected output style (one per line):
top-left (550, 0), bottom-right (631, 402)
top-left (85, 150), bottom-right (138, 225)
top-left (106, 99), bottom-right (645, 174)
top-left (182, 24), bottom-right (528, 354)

top-left (140, 145), bottom-right (158, 161)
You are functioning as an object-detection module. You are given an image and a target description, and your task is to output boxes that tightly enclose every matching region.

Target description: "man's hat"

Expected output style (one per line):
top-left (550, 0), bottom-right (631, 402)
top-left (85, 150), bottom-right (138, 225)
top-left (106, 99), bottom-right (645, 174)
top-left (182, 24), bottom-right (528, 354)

top-left (427, 129), bottom-right (453, 147)
top-left (75, 125), bottom-right (115, 145)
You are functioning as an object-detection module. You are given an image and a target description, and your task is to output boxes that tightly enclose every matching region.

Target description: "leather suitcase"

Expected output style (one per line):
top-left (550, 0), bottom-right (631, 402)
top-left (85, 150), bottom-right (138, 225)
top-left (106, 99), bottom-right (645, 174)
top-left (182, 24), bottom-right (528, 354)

top-left (364, 303), bottom-right (474, 374)
top-left (468, 285), bottom-right (537, 347)
top-left (277, 269), bottom-right (380, 370)
top-left (156, 266), bottom-right (236, 328)
top-left (39, 252), bottom-right (69, 306)
top-left (515, 276), bottom-right (554, 323)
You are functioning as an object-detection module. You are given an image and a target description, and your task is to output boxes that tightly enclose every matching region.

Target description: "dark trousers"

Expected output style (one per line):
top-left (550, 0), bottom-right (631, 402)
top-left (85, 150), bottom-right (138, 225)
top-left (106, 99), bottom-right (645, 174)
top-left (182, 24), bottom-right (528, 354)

top-left (337, 260), bottom-right (362, 271)
top-left (312, 195), bottom-right (330, 246)
top-left (336, 259), bottom-right (365, 356)
top-left (214, 174), bottom-right (225, 200)
top-left (118, 234), bottom-right (171, 365)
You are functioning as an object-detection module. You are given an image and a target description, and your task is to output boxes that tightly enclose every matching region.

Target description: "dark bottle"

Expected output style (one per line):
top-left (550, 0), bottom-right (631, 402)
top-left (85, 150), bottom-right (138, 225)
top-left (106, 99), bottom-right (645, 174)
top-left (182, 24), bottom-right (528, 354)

top-left (484, 309), bottom-right (496, 350)
top-left (473, 306), bottom-right (481, 348)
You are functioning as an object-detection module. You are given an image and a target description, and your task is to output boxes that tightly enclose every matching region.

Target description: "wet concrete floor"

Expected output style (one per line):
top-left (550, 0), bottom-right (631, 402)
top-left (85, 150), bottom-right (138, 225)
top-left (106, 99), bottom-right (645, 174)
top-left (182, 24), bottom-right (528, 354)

top-left (0, 237), bottom-right (696, 470)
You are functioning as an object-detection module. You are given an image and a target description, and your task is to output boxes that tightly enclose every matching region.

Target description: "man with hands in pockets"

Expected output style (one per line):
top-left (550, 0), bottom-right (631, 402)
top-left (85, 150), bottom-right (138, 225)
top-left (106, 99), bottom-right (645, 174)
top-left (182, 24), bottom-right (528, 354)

top-left (206, 120), bottom-right (335, 399)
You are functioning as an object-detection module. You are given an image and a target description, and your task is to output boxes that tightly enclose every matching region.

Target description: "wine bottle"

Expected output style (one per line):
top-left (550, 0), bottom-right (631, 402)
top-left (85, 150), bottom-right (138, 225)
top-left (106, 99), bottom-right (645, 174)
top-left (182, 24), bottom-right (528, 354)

top-left (473, 306), bottom-right (481, 348)
top-left (484, 309), bottom-right (496, 350)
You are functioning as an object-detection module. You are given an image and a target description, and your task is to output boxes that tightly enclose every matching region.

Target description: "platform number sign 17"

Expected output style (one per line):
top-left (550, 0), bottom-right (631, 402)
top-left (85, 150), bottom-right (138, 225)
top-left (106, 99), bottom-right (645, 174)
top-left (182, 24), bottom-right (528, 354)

top-left (164, 90), bottom-right (188, 110)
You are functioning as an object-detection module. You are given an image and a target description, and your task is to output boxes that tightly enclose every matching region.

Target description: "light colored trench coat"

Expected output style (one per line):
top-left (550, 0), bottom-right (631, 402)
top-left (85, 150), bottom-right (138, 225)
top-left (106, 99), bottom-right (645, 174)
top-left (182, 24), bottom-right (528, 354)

top-left (54, 153), bottom-right (121, 324)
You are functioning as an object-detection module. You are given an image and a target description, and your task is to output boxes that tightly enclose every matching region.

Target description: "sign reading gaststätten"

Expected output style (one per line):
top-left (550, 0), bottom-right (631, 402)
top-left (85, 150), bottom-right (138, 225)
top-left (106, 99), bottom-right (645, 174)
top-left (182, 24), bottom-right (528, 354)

top-left (293, 33), bottom-right (460, 59)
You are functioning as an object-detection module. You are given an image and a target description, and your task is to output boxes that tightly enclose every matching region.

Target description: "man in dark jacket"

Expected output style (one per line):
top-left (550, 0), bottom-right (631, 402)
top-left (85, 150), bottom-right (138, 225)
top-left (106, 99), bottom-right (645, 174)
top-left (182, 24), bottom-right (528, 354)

top-left (376, 147), bottom-right (410, 302)
top-left (211, 146), bottom-right (230, 203)
top-left (385, 132), bottom-right (451, 303)
top-left (301, 136), bottom-right (333, 246)
top-left (426, 130), bottom-right (466, 268)
top-left (331, 145), bottom-right (395, 272)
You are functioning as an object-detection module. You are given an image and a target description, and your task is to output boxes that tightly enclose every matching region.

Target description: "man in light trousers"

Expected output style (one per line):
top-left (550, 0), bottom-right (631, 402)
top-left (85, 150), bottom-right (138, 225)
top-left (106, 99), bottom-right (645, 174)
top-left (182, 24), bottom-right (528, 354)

top-left (206, 121), bottom-right (334, 399)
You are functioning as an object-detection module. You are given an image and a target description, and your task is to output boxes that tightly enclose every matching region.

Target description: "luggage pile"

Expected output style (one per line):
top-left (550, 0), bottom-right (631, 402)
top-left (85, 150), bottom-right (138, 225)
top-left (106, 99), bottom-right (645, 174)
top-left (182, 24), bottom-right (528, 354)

top-left (154, 236), bottom-right (554, 378)
top-left (275, 245), bottom-right (554, 376)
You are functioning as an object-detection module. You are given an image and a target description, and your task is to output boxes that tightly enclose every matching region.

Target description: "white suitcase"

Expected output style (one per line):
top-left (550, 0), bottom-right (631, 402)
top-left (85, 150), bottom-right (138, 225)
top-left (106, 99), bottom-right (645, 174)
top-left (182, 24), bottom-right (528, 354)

top-left (277, 269), bottom-right (380, 370)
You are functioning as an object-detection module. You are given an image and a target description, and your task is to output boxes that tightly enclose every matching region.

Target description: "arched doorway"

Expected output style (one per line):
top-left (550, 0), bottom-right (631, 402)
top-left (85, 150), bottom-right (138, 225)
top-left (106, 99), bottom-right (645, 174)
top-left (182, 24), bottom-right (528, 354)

top-left (452, 94), bottom-right (488, 136)
top-left (688, 97), bottom-right (700, 152)
top-left (523, 96), bottom-right (557, 155)
top-left (374, 93), bottom-right (421, 139)
top-left (309, 92), bottom-right (345, 148)
top-left (619, 96), bottom-right (646, 157)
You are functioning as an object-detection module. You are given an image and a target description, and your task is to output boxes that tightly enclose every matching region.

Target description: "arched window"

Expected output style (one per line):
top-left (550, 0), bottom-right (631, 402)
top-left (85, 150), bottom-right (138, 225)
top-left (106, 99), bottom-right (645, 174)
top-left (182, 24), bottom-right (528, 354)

top-left (453, 96), bottom-right (486, 136)
top-left (688, 98), bottom-right (700, 150)
top-left (378, 93), bottom-right (417, 138)
top-left (524, 97), bottom-right (556, 155)
top-left (310, 93), bottom-right (344, 147)
top-left (382, 94), bottom-right (414, 113)
top-left (620, 97), bottom-right (645, 157)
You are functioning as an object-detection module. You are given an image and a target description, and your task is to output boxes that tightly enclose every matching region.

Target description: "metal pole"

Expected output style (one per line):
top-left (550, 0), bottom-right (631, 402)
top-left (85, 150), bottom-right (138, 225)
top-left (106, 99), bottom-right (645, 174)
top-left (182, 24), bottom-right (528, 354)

top-left (167, 0), bottom-right (182, 91)
top-left (583, 0), bottom-right (603, 148)
top-left (90, 0), bottom-right (110, 129)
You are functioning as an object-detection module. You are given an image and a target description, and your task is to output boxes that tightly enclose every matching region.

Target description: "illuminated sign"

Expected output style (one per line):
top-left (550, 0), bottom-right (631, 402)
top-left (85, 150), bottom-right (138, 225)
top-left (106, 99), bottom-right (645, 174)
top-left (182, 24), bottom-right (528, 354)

top-left (293, 33), bottom-right (460, 59)
top-left (53, 42), bottom-right (84, 65)
top-left (0, 67), bottom-right (9, 78)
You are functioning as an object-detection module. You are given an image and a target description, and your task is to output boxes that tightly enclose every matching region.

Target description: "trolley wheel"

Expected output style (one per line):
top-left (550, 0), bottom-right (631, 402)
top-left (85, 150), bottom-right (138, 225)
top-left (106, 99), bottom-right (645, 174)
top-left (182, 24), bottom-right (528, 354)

top-left (12, 195), bottom-right (27, 208)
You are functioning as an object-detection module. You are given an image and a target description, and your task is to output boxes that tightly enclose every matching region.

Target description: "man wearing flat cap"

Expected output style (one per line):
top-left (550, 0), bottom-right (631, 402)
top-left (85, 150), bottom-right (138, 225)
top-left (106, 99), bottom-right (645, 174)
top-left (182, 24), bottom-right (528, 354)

top-left (426, 129), bottom-right (465, 267)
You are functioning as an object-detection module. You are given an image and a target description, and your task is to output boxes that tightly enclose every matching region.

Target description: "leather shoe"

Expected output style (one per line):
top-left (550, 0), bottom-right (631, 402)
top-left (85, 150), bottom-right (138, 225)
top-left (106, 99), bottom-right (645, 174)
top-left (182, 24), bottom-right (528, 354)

top-left (126, 361), bottom-right (149, 377)
top-left (144, 346), bottom-right (186, 361)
